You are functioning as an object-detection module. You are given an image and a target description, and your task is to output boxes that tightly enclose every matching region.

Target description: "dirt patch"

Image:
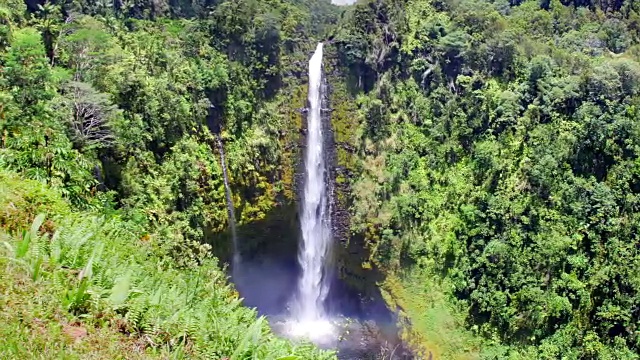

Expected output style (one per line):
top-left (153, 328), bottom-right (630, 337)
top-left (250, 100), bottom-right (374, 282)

top-left (62, 323), bottom-right (88, 343)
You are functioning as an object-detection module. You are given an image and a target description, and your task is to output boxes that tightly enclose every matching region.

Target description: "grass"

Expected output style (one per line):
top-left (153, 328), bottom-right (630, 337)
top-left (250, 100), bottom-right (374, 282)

top-left (0, 246), bottom-right (151, 360)
top-left (0, 171), bottom-right (334, 360)
top-left (381, 270), bottom-right (484, 360)
top-left (381, 268), bottom-right (541, 360)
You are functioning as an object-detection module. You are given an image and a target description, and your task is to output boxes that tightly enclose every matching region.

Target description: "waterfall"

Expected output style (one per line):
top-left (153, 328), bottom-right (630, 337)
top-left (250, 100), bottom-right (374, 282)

top-left (216, 135), bottom-right (239, 268)
top-left (293, 43), bottom-right (332, 325)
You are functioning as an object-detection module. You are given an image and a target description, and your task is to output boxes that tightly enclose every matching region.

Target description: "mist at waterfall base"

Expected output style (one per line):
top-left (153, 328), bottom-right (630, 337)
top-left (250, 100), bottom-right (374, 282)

top-left (229, 44), bottom-right (413, 359)
top-left (232, 257), bottom-right (411, 358)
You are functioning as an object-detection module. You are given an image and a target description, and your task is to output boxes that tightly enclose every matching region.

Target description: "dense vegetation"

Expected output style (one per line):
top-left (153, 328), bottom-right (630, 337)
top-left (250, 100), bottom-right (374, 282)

top-left (333, 0), bottom-right (640, 358)
top-left (4, 0), bottom-right (640, 358)
top-left (0, 0), bottom-right (337, 358)
top-left (0, 171), bottom-right (331, 359)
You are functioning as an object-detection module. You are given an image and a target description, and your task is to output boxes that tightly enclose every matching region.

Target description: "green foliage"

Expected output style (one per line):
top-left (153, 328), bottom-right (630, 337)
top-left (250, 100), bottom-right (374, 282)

top-left (11, 0), bottom-right (640, 358)
top-left (0, 0), bottom-right (341, 357)
top-left (1, 0), bottom-right (338, 253)
top-left (337, 0), bottom-right (640, 357)
top-left (0, 173), bottom-right (334, 359)
top-left (0, 26), bottom-right (98, 207)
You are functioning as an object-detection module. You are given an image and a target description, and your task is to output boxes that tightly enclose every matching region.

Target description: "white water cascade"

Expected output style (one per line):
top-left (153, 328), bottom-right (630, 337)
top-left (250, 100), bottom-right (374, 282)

top-left (288, 43), bottom-right (335, 340)
top-left (216, 135), bottom-right (239, 271)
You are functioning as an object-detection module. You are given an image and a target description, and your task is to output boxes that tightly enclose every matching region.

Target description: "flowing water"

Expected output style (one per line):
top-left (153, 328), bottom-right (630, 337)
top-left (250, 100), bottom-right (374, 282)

top-left (216, 135), bottom-right (239, 269)
top-left (294, 43), bottom-right (331, 319)
top-left (229, 43), bottom-right (414, 359)
top-left (288, 43), bottom-right (335, 340)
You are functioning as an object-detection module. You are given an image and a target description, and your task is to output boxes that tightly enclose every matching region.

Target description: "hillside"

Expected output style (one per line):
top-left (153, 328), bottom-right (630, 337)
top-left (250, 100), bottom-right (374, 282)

top-left (331, 0), bottom-right (640, 358)
top-left (0, 171), bottom-right (333, 358)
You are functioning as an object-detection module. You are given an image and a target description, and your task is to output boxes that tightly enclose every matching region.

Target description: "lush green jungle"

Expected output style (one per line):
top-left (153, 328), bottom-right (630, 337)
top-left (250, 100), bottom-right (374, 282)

top-left (2, 0), bottom-right (640, 358)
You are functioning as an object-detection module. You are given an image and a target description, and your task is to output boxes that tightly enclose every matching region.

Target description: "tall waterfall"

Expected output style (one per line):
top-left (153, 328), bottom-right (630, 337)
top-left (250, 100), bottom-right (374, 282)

top-left (293, 43), bottom-right (332, 325)
top-left (216, 135), bottom-right (239, 269)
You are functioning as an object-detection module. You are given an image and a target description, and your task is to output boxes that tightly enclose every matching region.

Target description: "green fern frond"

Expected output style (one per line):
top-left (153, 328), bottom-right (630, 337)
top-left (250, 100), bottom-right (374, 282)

top-left (49, 230), bottom-right (62, 265)
top-left (79, 246), bottom-right (97, 281)
top-left (230, 316), bottom-right (264, 360)
top-left (1, 239), bottom-right (14, 254)
top-left (31, 255), bottom-right (43, 281)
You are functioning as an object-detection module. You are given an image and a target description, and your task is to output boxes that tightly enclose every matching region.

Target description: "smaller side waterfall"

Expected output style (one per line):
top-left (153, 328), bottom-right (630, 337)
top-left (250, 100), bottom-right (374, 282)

top-left (216, 135), bottom-right (239, 268)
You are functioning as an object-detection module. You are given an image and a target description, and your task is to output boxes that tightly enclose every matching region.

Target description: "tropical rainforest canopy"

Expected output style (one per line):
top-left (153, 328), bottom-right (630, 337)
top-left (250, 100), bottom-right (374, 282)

top-left (1, 0), bottom-right (640, 358)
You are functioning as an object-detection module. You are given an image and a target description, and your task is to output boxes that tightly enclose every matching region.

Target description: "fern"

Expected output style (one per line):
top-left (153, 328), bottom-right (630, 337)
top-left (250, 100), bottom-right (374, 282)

top-left (0, 176), bottom-right (335, 360)
top-left (49, 230), bottom-right (62, 265)
top-left (230, 316), bottom-right (264, 360)
top-left (79, 245), bottom-right (97, 281)
top-left (15, 229), bottom-right (31, 259)
top-left (69, 231), bottom-right (94, 268)
top-left (64, 278), bottom-right (91, 314)
top-left (30, 255), bottom-right (43, 281)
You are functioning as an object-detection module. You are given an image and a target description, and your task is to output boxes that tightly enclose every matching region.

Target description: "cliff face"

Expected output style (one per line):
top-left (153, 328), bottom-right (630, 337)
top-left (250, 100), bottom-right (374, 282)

top-left (323, 46), bottom-right (389, 302)
top-left (213, 41), bottom-right (387, 310)
top-left (206, 83), bottom-right (307, 265)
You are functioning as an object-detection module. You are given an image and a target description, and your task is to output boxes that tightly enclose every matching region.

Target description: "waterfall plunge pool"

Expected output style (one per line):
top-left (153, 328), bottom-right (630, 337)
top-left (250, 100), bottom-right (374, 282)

top-left (231, 256), bottom-right (415, 360)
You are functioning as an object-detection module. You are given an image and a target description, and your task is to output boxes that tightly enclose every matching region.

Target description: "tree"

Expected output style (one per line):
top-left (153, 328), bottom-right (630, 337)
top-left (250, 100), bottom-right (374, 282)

top-left (2, 27), bottom-right (54, 116)
top-left (62, 81), bottom-right (118, 150)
